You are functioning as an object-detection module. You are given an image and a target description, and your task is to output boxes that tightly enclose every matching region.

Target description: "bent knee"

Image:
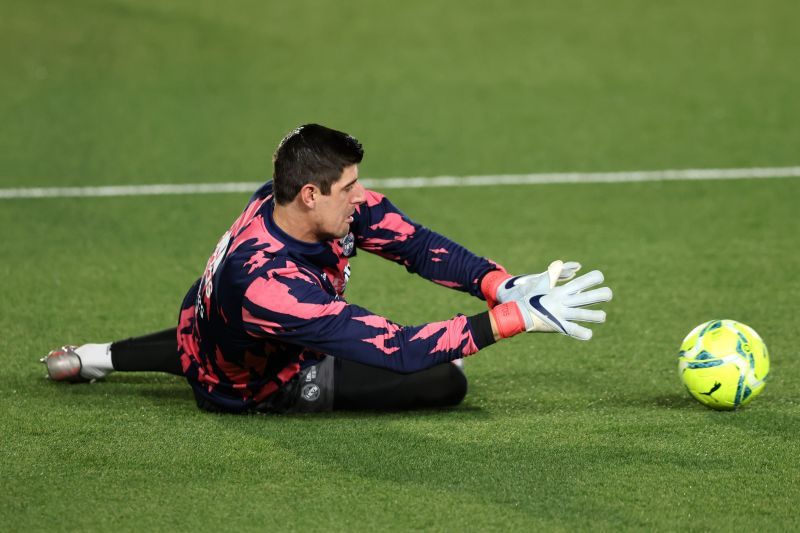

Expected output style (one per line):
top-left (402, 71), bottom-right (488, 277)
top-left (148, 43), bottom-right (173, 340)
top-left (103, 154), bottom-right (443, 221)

top-left (439, 362), bottom-right (468, 407)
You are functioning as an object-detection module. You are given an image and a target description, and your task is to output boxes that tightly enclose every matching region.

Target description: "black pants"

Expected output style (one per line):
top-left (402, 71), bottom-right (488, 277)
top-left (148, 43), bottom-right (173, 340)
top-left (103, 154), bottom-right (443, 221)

top-left (111, 328), bottom-right (467, 413)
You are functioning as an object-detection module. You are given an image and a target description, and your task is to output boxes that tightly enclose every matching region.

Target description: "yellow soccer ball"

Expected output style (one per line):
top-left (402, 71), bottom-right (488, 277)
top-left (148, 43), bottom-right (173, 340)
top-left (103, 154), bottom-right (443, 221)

top-left (678, 320), bottom-right (769, 410)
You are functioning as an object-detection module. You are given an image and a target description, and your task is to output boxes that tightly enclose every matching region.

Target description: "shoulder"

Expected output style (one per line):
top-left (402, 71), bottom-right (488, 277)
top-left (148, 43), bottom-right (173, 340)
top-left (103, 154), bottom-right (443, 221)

top-left (364, 189), bottom-right (386, 207)
top-left (249, 180), bottom-right (274, 202)
top-left (354, 189), bottom-right (388, 217)
top-left (352, 189), bottom-right (395, 228)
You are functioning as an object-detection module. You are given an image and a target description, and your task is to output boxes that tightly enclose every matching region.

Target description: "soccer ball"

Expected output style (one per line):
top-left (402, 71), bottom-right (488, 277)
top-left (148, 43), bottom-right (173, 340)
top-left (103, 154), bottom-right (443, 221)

top-left (678, 320), bottom-right (769, 410)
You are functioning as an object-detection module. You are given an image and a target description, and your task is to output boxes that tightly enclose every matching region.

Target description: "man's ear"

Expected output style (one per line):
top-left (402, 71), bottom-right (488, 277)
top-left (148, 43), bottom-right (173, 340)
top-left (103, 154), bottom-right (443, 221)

top-left (299, 184), bottom-right (318, 208)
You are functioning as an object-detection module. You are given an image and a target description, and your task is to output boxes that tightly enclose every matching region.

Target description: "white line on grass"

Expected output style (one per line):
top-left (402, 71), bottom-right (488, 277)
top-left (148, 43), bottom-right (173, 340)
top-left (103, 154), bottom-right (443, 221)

top-left (1, 166), bottom-right (799, 199)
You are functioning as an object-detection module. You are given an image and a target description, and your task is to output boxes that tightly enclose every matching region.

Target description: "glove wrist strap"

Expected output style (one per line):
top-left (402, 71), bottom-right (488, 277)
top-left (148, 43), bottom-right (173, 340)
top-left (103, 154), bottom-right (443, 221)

top-left (480, 269), bottom-right (510, 308)
top-left (490, 302), bottom-right (527, 339)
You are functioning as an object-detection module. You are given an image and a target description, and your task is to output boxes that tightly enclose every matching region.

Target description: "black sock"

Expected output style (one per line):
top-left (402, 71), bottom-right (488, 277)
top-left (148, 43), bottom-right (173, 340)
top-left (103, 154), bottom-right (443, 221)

top-left (110, 328), bottom-right (183, 375)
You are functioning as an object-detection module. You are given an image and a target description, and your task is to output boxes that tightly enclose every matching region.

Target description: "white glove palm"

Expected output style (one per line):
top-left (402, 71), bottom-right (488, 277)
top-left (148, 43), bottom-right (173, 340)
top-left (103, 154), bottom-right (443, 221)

top-left (515, 266), bottom-right (612, 341)
top-left (496, 261), bottom-right (582, 304)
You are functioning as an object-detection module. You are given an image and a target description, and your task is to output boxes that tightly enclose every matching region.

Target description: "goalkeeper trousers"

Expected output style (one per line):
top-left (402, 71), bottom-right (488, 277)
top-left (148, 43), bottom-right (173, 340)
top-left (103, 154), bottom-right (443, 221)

top-left (110, 328), bottom-right (467, 412)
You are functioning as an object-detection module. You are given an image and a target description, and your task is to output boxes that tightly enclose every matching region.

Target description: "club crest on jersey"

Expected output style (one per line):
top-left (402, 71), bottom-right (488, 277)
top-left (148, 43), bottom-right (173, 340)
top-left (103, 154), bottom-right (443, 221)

top-left (340, 232), bottom-right (355, 257)
top-left (301, 383), bottom-right (321, 402)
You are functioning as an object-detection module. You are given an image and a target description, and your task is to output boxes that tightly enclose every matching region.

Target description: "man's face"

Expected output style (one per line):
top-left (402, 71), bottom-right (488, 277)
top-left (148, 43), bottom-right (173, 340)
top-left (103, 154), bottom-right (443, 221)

top-left (312, 164), bottom-right (366, 240)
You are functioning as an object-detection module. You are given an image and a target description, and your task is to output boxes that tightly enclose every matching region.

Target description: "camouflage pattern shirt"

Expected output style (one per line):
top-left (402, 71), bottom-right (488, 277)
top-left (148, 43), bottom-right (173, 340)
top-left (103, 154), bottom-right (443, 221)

top-left (177, 181), bottom-right (500, 411)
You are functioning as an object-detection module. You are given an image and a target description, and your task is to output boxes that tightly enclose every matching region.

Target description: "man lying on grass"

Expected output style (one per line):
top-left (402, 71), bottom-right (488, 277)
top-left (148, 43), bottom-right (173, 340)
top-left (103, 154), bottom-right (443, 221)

top-left (42, 124), bottom-right (613, 414)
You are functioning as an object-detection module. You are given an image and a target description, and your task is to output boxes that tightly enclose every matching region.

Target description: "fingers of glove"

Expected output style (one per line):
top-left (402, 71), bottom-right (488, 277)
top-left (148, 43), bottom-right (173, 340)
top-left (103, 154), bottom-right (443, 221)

top-left (562, 287), bottom-right (613, 307)
top-left (559, 261), bottom-right (582, 281)
top-left (563, 320), bottom-right (593, 341)
top-left (563, 307), bottom-right (606, 324)
top-left (546, 260), bottom-right (565, 288)
top-left (557, 270), bottom-right (605, 295)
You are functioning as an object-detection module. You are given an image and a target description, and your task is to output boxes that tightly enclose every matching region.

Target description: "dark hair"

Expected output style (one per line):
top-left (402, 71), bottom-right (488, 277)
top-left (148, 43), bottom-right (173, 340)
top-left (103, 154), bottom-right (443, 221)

top-left (272, 124), bottom-right (364, 204)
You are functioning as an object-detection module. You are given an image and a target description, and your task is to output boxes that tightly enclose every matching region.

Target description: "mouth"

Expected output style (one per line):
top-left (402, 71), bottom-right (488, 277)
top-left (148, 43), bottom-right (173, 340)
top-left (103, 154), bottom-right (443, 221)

top-left (345, 212), bottom-right (354, 223)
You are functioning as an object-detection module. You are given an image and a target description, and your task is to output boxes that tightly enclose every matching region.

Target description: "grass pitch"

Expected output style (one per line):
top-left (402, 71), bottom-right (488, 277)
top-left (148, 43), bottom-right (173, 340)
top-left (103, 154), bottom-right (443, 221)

top-left (2, 1), bottom-right (800, 531)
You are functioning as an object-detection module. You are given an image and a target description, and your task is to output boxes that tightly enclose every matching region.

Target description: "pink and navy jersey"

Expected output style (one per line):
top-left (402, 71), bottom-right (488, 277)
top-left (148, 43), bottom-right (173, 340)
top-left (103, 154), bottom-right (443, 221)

top-left (177, 181), bottom-right (500, 411)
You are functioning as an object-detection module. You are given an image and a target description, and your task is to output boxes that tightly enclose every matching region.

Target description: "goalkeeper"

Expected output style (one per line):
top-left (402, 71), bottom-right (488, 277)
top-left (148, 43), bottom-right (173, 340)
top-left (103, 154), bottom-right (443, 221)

top-left (42, 124), bottom-right (613, 414)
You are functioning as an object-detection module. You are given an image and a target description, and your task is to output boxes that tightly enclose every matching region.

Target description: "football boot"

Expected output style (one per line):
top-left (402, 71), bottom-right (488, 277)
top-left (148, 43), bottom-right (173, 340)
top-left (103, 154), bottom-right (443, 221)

top-left (40, 344), bottom-right (110, 382)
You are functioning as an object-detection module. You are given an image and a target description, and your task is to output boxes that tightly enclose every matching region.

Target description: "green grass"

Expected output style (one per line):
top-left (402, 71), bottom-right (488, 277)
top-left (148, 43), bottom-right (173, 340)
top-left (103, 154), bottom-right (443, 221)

top-left (3, 181), bottom-right (799, 531)
top-left (2, 0), bottom-right (800, 187)
top-left (2, 1), bottom-right (800, 531)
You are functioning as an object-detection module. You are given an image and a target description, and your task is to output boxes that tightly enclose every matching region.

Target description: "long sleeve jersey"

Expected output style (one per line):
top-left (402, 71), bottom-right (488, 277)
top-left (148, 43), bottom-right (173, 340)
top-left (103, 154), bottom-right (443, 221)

top-left (177, 181), bottom-right (501, 411)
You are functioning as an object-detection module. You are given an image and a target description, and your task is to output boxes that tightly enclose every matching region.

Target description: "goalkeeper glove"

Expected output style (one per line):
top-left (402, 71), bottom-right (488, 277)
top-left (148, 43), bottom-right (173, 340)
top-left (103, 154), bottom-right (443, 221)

top-left (490, 266), bottom-right (612, 341)
top-left (481, 260), bottom-right (582, 308)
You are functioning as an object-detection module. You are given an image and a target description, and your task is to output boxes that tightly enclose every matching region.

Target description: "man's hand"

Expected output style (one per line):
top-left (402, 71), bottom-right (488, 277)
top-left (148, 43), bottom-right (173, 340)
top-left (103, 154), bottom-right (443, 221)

top-left (515, 269), bottom-right (612, 340)
top-left (496, 260), bottom-right (582, 304)
top-left (481, 260), bottom-right (581, 308)
top-left (489, 261), bottom-right (612, 341)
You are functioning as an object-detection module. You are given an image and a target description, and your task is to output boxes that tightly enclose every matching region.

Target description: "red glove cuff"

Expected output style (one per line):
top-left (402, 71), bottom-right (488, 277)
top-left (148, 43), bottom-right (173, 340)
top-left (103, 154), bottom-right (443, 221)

top-left (480, 268), bottom-right (511, 308)
top-left (490, 302), bottom-right (527, 339)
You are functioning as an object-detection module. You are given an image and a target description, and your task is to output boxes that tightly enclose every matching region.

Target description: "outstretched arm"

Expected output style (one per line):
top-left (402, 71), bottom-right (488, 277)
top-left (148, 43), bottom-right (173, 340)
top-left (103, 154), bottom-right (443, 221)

top-left (352, 189), bottom-right (504, 299)
top-left (241, 262), bottom-right (495, 374)
top-left (242, 259), bottom-right (612, 379)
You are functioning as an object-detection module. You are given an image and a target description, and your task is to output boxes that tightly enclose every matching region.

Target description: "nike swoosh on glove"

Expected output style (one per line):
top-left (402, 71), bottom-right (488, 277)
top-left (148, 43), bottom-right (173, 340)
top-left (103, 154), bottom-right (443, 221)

top-left (497, 260), bottom-right (581, 303)
top-left (517, 269), bottom-right (612, 340)
top-left (481, 260), bottom-right (581, 308)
